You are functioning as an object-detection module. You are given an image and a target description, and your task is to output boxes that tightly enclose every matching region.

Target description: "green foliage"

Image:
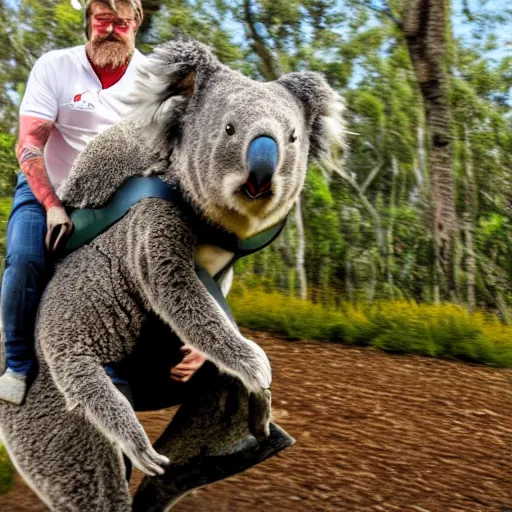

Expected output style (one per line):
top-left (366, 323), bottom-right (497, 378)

top-left (0, 135), bottom-right (17, 197)
top-left (229, 287), bottom-right (512, 367)
top-left (1, 0), bottom-right (512, 314)
top-left (150, 1), bottom-right (246, 70)
top-left (0, 443), bottom-right (14, 494)
top-left (0, 196), bottom-right (12, 262)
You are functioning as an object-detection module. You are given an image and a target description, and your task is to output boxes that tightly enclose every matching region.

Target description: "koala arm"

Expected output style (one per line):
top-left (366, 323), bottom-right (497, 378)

top-left (127, 200), bottom-right (271, 392)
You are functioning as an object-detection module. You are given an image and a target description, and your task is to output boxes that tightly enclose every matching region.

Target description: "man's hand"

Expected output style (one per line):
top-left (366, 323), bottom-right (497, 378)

top-left (46, 205), bottom-right (74, 253)
top-left (170, 345), bottom-right (206, 383)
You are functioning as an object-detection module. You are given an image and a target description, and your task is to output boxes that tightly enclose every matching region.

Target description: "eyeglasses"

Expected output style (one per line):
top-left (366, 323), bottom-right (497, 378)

top-left (92, 14), bottom-right (135, 31)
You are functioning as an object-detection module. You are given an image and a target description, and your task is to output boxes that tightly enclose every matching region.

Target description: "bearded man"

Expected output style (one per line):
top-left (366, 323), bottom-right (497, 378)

top-left (0, 0), bottom-right (205, 404)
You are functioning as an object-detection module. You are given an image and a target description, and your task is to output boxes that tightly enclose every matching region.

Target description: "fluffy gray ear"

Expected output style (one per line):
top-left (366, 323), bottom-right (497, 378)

top-left (129, 39), bottom-right (221, 127)
top-left (277, 71), bottom-right (346, 165)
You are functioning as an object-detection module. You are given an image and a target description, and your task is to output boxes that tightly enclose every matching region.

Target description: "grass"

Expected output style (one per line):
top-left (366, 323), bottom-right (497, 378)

top-left (228, 285), bottom-right (512, 368)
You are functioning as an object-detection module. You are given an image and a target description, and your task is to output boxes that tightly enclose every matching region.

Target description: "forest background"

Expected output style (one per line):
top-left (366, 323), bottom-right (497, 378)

top-left (1, 0), bottom-right (512, 363)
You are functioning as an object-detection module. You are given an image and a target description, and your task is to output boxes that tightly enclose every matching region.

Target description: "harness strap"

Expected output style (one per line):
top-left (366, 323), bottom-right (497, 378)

top-left (65, 176), bottom-right (288, 266)
top-left (195, 265), bottom-right (237, 325)
top-left (66, 176), bottom-right (181, 251)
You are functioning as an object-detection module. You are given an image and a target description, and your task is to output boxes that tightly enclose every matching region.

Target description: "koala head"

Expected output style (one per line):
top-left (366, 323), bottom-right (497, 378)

top-left (131, 39), bottom-right (345, 238)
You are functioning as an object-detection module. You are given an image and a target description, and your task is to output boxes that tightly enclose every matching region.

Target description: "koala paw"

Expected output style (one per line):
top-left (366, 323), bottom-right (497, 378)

top-left (233, 337), bottom-right (272, 392)
top-left (249, 388), bottom-right (272, 441)
top-left (119, 430), bottom-right (170, 477)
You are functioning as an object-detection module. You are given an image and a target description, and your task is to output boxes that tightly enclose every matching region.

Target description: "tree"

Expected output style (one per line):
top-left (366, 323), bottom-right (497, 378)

top-left (403, 0), bottom-right (457, 301)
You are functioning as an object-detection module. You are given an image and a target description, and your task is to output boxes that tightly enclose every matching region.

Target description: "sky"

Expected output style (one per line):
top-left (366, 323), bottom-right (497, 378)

top-left (452, 0), bottom-right (511, 61)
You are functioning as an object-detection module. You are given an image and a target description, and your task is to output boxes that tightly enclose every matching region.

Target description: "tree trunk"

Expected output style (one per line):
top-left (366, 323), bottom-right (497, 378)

top-left (386, 156), bottom-right (399, 299)
top-left (345, 251), bottom-right (354, 303)
top-left (403, 0), bottom-right (458, 299)
top-left (295, 196), bottom-right (308, 300)
top-left (417, 124), bottom-right (428, 186)
top-left (368, 250), bottom-right (377, 303)
top-left (277, 223), bottom-right (294, 293)
top-left (463, 125), bottom-right (477, 311)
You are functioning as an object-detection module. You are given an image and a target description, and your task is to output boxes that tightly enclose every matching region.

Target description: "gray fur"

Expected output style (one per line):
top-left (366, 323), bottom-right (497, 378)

top-left (0, 38), bottom-right (344, 510)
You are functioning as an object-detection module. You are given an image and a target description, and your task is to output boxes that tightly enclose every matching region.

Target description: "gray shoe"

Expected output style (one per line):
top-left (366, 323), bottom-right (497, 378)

top-left (0, 369), bottom-right (27, 405)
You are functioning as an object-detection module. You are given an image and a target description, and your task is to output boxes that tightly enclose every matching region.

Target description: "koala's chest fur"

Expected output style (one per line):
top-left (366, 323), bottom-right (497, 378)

top-left (194, 245), bottom-right (234, 277)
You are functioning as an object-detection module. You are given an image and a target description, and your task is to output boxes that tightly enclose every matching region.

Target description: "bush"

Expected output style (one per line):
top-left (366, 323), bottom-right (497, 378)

top-left (228, 286), bottom-right (512, 367)
top-left (0, 196), bottom-right (12, 267)
top-left (0, 443), bottom-right (14, 494)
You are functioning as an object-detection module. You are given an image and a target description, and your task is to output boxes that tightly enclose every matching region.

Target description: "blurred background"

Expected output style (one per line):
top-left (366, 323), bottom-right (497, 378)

top-left (2, 1), bottom-right (512, 510)
top-left (3, 0), bottom-right (512, 318)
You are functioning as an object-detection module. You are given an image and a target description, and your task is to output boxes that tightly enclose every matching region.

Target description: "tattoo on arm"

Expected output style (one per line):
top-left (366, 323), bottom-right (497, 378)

top-left (17, 117), bottom-right (61, 210)
top-left (19, 145), bottom-right (43, 164)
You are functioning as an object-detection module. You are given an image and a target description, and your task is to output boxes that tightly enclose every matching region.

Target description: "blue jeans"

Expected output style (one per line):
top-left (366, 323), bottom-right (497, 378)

top-left (1, 173), bottom-right (50, 376)
top-left (1, 174), bottom-right (128, 392)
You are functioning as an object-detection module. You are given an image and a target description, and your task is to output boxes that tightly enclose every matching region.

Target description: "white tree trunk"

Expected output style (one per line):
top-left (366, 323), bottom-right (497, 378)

top-left (464, 125), bottom-right (476, 311)
top-left (387, 156), bottom-right (399, 298)
top-left (417, 124), bottom-right (427, 185)
top-left (295, 195), bottom-right (307, 300)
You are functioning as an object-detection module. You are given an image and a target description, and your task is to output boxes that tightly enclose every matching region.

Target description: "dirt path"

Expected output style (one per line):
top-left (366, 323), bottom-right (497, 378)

top-left (2, 329), bottom-right (512, 511)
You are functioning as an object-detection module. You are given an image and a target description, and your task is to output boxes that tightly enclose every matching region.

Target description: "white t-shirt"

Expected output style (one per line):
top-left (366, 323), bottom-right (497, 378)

top-left (20, 45), bottom-right (147, 195)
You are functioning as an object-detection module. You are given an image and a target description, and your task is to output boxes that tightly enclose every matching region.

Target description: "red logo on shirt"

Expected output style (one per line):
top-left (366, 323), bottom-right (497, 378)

top-left (70, 91), bottom-right (94, 110)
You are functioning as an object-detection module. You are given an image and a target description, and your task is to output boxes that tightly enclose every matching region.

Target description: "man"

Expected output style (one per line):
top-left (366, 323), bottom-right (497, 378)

top-left (0, 0), bottom-right (205, 405)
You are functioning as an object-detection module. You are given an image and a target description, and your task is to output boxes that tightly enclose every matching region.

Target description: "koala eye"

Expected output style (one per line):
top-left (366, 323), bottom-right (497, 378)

top-left (225, 124), bottom-right (235, 136)
top-left (290, 130), bottom-right (297, 143)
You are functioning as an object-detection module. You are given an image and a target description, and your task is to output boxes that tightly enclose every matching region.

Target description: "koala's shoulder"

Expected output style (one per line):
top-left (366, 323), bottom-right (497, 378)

top-left (60, 121), bottom-right (166, 209)
top-left (115, 197), bottom-right (197, 254)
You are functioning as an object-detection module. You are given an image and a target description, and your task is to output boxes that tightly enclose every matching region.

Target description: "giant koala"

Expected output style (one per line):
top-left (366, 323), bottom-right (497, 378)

top-left (0, 39), bottom-right (345, 511)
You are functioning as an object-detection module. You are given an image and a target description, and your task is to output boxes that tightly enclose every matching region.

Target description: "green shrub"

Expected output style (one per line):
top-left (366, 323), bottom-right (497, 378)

top-left (0, 196), bottom-right (12, 267)
top-left (0, 443), bottom-right (14, 494)
top-left (229, 287), bottom-right (512, 367)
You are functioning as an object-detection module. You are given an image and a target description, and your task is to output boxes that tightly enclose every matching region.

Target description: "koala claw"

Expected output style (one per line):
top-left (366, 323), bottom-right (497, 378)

top-left (235, 338), bottom-right (272, 392)
top-left (120, 441), bottom-right (170, 477)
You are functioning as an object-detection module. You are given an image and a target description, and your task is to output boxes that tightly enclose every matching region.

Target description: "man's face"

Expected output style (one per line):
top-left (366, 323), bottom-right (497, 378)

top-left (86, 2), bottom-right (138, 68)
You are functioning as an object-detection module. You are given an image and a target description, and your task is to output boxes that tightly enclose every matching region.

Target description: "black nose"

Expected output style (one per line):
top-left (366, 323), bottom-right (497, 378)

top-left (244, 136), bottom-right (279, 199)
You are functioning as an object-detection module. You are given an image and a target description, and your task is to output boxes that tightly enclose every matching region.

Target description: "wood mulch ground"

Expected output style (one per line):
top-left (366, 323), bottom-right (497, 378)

top-left (2, 329), bottom-right (512, 511)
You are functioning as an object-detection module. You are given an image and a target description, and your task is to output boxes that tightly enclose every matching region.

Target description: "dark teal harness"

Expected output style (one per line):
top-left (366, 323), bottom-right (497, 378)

top-left (66, 176), bottom-right (183, 252)
top-left (65, 176), bottom-right (287, 320)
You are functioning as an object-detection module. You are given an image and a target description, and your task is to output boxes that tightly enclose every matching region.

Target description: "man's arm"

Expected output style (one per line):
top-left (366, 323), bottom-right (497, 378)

top-left (17, 115), bottom-right (73, 252)
top-left (17, 115), bottom-right (60, 210)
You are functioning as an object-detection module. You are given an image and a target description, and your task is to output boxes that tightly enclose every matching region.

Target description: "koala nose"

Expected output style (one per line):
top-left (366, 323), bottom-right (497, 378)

top-left (244, 136), bottom-right (279, 199)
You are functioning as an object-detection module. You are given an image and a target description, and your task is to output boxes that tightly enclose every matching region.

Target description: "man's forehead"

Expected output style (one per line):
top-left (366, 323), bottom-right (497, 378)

top-left (91, 2), bottom-right (134, 17)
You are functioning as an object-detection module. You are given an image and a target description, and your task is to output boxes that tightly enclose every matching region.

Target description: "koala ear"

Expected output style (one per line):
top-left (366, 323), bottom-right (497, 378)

top-left (129, 39), bottom-right (221, 126)
top-left (277, 71), bottom-right (346, 165)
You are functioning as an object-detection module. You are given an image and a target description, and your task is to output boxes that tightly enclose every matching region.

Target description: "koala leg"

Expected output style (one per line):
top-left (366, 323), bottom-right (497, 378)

top-left (132, 364), bottom-right (295, 512)
top-left (44, 348), bottom-right (169, 477)
top-left (0, 362), bottom-right (132, 512)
